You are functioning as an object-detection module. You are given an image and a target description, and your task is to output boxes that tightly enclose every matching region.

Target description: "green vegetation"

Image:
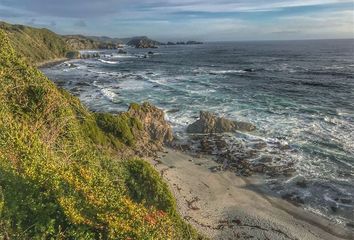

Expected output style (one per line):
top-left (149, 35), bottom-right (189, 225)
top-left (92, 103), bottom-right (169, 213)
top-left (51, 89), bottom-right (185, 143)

top-left (95, 112), bottom-right (143, 146)
top-left (0, 21), bottom-right (68, 64)
top-left (0, 30), bottom-right (201, 239)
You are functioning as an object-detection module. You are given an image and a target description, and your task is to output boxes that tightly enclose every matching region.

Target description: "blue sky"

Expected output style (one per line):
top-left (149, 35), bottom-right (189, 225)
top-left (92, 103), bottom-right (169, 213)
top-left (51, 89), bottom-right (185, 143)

top-left (0, 0), bottom-right (353, 41)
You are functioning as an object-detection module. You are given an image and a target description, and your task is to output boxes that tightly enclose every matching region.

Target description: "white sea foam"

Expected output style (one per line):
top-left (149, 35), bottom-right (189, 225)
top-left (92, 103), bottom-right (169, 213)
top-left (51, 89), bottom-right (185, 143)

top-left (209, 70), bottom-right (246, 74)
top-left (98, 59), bottom-right (120, 65)
top-left (100, 88), bottom-right (120, 103)
top-left (111, 54), bottom-right (136, 59)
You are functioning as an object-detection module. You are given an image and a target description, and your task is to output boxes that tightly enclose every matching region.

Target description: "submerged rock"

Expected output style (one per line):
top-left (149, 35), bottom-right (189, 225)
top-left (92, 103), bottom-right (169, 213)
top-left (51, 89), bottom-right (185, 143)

top-left (186, 111), bottom-right (256, 134)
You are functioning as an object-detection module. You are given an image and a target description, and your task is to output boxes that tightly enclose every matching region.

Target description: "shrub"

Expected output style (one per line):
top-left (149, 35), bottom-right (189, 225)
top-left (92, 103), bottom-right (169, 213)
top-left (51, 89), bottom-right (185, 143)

top-left (95, 112), bottom-right (143, 146)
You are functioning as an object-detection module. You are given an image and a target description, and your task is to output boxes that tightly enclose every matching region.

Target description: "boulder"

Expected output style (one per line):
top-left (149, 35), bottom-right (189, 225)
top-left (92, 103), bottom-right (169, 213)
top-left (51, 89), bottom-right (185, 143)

top-left (128, 102), bottom-right (173, 151)
top-left (186, 111), bottom-right (256, 134)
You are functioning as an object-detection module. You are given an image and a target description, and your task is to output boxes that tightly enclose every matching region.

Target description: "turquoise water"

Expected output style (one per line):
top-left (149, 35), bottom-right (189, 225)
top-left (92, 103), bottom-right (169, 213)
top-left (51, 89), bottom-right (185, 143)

top-left (43, 39), bottom-right (354, 227)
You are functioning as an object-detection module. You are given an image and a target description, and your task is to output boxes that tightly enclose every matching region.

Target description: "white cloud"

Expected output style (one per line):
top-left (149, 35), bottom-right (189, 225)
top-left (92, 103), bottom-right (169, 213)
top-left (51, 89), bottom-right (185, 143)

top-left (144, 0), bottom-right (352, 13)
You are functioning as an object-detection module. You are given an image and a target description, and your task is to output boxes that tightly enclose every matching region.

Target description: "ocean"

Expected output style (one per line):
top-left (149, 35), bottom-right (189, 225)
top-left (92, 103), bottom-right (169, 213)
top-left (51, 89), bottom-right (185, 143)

top-left (42, 39), bottom-right (354, 227)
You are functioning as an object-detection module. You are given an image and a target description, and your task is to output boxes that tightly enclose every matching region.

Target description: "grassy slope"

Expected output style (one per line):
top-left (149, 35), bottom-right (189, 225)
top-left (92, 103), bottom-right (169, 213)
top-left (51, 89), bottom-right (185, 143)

top-left (0, 30), bottom-right (201, 239)
top-left (0, 22), bottom-right (68, 64)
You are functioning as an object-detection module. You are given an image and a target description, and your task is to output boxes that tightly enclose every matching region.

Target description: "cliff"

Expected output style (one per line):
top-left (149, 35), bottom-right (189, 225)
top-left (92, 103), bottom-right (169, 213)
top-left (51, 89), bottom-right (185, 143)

top-left (0, 30), bottom-right (201, 239)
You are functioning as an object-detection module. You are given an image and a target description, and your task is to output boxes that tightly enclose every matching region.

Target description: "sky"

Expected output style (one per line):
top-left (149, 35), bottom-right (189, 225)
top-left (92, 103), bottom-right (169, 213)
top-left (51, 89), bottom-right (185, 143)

top-left (0, 0), bottom-right (353, 41)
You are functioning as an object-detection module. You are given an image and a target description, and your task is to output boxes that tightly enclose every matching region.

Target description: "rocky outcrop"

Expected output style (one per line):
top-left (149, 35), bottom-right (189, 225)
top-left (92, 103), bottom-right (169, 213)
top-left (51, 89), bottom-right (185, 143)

top-left (186, 41), bottom-right (203, 45)
top-left (163, 41), bottom-right (203, 45)
top-left (80, 53), bottom-right (100, 59)
top-left (65, 51), bottom-right (81, 59)
top-left (128, 102), bottom-right (173, 156)
top-left (186, 111), bottom-right (256, 134)
top-left (127, 37), bottom-right (159, 48)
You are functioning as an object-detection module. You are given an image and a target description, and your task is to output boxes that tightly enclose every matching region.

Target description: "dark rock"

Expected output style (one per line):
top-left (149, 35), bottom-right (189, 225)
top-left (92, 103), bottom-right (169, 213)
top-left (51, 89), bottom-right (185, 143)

top-left (118, 49), bottom-right (127, 54)
top-left (258, 155), bottom-right (273, 163)
top-left (340, 198), bottom-right (352, 204)
top-left (65, 51), bottom-right (80, 59)
top-left (252, 141), bottom-right (267, 149)
top-left (186, 40), bottom-right (203, 45)
top-left (283, 168), bottom-right (296, 177)
top-left (167, 109), bottom-right (180, 114)
top-left (70, 87), bottom-right (80, 92)
top-left (331, 205), bottom-right (338, 212)
top-left (252, 164), bottom-right (266, 173)
top-left (296, 179), bottom-right (308, 188)
top-left (346, 222), bottom-right (354, 228)
top-left (282, 192), bottom-right (305, 205)
top-left (75, 82), bottom-right (91, 87)
top-left (186, 111), bottom-right (256, 134)
top-left (209, 166), bottom-right (221, 173)
top-left (242, 169), bottom-right (252, 177)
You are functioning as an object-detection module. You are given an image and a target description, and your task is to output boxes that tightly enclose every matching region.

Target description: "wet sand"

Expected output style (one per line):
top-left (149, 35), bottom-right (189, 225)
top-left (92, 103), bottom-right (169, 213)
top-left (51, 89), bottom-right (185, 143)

top-left (150, 148), bottom-right (353, 240)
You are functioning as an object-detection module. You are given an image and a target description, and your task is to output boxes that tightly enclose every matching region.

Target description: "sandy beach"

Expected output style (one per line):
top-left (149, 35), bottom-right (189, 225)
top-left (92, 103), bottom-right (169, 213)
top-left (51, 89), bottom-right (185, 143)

top-left (151, 148), bottom-right (353, 240)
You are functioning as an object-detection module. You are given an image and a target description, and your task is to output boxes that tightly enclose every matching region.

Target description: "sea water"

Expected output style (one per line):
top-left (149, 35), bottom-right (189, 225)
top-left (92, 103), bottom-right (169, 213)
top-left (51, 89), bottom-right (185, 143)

top-left (42, 39), bottom-right (354, 227)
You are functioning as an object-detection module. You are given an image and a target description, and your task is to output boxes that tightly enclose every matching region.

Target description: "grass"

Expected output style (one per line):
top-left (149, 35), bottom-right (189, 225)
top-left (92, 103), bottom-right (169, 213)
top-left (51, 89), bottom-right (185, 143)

top-left (0, 30), bottom-right (203, 239)
top-left (0, 21), bottom-right (68, 64)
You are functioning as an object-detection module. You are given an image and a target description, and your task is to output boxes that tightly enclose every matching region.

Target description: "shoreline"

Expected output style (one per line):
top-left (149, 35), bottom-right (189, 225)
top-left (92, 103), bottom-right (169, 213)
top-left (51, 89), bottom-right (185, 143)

top-left (151, 148), bottom-right (353, 240)
top-left (36, 57), bottom-right (69, 68)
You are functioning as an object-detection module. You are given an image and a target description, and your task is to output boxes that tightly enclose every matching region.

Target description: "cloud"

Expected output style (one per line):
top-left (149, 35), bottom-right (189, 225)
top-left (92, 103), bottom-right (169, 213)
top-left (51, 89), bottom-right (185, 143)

top-left (0, 0), bottom-right (352, 40)
top-left (0, 0), bottom-right (128, 18)
top-left (0, 0), bottom-right (352, 18)
top-left (143, 0), bottom-right (352, 13)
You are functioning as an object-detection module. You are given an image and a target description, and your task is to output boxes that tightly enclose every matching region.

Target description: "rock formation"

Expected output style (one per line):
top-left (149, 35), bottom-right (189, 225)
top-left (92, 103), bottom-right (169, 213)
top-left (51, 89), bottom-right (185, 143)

top-left (128, 102), bottom-right (173, 156)
top-left (186, 111), bottom-right (256, 134)
top-left (127, 37), bottom-right (159, 48)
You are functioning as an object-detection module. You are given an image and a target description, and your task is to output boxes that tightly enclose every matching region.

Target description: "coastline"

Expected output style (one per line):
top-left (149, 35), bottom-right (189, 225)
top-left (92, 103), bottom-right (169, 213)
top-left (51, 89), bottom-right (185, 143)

top-left (36, 57), bottom-right (68, 68)
top-left (151, 148), bottom-right (353, 240)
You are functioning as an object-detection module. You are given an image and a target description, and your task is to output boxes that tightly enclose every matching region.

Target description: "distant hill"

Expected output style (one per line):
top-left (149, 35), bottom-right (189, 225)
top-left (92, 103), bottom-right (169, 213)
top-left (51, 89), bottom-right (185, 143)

top-left (0, 21), bottom-right (201, 63)
top-left (126, 36), bottom-right (161, 48)
top-left (63, 35), bottom-right (123, 50)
